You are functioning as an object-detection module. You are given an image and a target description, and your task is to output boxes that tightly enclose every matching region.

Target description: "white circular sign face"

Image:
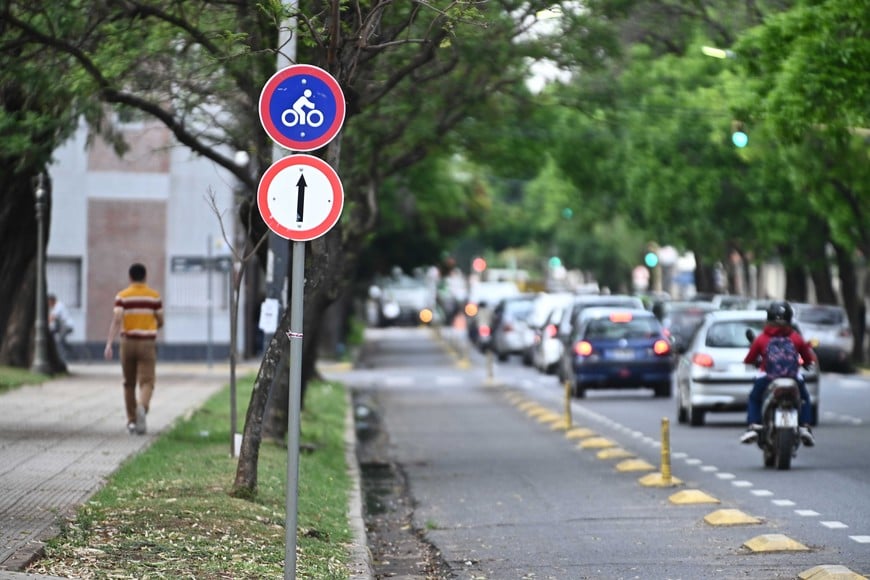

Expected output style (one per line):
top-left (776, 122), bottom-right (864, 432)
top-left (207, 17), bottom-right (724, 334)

top-left (257, 155), bottom-right (344, 241)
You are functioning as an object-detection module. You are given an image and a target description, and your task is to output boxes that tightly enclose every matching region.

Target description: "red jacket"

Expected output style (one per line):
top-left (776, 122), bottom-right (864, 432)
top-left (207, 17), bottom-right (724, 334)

top-left (744, 324), bottom-right (817, 372)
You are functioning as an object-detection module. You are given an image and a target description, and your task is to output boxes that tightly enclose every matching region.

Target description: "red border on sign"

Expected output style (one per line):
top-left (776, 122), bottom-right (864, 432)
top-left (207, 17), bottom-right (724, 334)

top-left (259, 64), bottom-right (346, 152)
top-left (257, 155), bottom-right (344, 241)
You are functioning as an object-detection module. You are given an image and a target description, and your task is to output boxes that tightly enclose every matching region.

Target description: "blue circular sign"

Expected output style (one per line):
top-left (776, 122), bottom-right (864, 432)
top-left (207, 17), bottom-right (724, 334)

top-left (259, 64), bottom-right (346, 152)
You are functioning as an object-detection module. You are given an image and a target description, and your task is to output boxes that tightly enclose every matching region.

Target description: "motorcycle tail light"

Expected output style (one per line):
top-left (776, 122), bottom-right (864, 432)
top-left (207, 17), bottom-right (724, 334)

top-left (546, 324), bottom-right (557, 338)
top-left (574, 341), bottom-right (593, 357)
top-left (692, 352), bottom-right (714, 368)
top-left (479, 325), bottom-right (491, 338)
top-left (653, 339), bottom-right (670, 355)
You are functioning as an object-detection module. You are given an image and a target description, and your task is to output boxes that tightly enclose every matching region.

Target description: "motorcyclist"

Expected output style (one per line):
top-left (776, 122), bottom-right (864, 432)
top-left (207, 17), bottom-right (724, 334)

top-left (740, 300), bottom-right (817, 446)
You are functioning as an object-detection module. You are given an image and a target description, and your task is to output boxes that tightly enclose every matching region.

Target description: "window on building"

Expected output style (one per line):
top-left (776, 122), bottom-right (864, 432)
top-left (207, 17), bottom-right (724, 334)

top-left (168, 257), bottom-right (231, 309)
top-left (47, 257), bottom-right (82, 308)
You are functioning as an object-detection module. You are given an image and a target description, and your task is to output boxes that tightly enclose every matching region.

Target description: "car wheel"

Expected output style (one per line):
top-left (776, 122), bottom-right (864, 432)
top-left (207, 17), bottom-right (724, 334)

top-left (689, 404), bottom-right (705, 427)
top-left (676, 391), bottom-right (688, 424)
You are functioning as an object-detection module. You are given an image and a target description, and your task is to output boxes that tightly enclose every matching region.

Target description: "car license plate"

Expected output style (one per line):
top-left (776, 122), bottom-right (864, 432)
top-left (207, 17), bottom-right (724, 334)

top-left (609, 349), bottom-right (635, 360)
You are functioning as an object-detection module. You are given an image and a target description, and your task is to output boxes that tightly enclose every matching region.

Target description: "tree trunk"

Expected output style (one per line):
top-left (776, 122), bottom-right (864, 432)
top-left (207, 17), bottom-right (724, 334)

top-left (231, 306), bottom-right (289, 497)
top-left (784, 264), bottom-right (808, 303)
top-left (693, 255), bottom-right (716, 294)
top-left (807, 239), bottom-right (837, 305)
top-left (833, 242), bottom-right (862, 364)
top-left (261, 346), bottom-right (290, 445)
top-left (0, 169), bottom-right (65, 374)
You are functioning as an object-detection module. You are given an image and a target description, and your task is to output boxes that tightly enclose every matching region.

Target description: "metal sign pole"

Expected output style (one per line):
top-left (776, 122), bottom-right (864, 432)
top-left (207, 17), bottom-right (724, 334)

top-left (284, 240), bottom-right (305, 580)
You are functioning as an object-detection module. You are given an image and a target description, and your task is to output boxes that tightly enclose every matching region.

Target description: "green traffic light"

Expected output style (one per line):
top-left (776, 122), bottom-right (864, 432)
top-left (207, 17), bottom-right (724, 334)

top-left (732, 131), bottom-right (748, 148)
top-left (548, 256), bottom-right (562, 268)
top-left (644, 252), bottom-right (659, 268)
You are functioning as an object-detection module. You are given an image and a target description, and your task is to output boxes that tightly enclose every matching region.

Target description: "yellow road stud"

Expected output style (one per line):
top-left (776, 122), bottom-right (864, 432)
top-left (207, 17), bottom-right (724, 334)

top-left (743, 534), bottom-right (808, 552)
top-left (669, 489), bottom-right (720, 504)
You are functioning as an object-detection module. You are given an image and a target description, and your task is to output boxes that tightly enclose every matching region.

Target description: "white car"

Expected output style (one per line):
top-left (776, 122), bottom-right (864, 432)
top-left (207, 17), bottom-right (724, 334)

top-left (674, 310), bottom-right (820, 427)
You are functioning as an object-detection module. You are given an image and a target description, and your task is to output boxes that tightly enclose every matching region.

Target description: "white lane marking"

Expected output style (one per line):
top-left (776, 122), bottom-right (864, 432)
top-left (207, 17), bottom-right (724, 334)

top-left (672, 452), bottom-right (688, 459)
top-left (773, 499), bottom-right (796, 506)
top-left (850, 536), bottom-right (870, 543)
top-left (795, 509), bottom-right (820, 517)
top-left (716, 473), bottom-right (736, 480)
top-left (752, 490), bottom-right (774, 497)
top-left (685, 458), bottom-right (702, 465)
top-left (435, 376), bottom-right (463, 386)
top-left (732, 481), bottom-right (753, 488)
top-left (821, 521), bottom-right (848, 529)
top-left (384, 376), bottom-right (414, 386)
top-left (701, 466), bottom-right (718, 472)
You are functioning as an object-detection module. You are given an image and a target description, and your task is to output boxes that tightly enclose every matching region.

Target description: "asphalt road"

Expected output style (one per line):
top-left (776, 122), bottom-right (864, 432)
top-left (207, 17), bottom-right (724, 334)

top-left (342, 325), bottom-right (870, 580)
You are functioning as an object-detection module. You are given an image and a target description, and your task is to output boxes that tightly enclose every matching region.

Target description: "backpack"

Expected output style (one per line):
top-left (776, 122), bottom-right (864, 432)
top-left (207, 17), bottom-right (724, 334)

top-left (764, 335), bottom-right (800, 378)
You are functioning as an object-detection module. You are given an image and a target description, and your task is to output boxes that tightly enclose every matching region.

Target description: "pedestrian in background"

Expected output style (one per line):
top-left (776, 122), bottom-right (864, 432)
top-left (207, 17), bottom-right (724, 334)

top-left (48, 293), bottom-right (73, 363)
top-left (104, 263), bottom-right (164, 435)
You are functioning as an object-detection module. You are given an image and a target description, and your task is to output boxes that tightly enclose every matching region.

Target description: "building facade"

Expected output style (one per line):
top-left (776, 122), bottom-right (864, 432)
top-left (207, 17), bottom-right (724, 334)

top-left (46, 117), bottom-right (248, 361)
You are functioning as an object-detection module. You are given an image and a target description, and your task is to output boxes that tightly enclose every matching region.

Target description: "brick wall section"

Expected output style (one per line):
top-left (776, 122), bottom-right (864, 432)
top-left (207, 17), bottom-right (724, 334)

top-left (87, 200), bottom-right (167, 342)
top-left (87, 122), bottom-right (171, 173)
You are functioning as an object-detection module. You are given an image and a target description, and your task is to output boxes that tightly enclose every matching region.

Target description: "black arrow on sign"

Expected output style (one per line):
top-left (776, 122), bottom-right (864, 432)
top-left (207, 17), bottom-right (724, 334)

top-left (296, 173), bottom-right (307, 222)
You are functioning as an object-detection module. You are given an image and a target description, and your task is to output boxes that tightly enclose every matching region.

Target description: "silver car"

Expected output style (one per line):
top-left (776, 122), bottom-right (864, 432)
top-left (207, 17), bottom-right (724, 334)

top-left (674, 310), bottom-right (820, 427)
top-left (792, 303), bottom-right (854, 372)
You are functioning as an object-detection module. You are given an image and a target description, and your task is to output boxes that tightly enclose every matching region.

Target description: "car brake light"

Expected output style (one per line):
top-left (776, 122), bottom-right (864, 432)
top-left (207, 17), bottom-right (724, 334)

top-left (839, 328), bottom-right (852, 338)
top-left (574, 341), bottom-right (593, 356)
top-left (653, 339), bottom-right (670, 355)
top-left (610, 312), bottom-right (633, 323)
top-left (546, 324), bottom-right (557, 338)
top-left (465, 303), bottom-right (478, 317)
top-left (479, 325), bottom-right (491, 338)
top-left (692, 352), bottom-right (714, 368)
top-left (503, 322), bottom-right (514, 332)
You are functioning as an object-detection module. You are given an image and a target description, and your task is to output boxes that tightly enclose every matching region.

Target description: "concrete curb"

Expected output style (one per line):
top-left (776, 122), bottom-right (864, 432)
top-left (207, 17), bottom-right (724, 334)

top-left (345, 389), bottom-right (373, 580)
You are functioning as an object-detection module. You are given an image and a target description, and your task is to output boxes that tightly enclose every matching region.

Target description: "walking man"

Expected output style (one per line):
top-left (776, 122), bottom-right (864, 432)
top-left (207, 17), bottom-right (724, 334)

top-left (104, 263), bottom-right (164, 435)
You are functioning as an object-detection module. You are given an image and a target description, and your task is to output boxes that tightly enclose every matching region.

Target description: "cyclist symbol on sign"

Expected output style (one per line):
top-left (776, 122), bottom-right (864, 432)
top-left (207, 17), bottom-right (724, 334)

top-left (281, 89), bottom-right (324, 129)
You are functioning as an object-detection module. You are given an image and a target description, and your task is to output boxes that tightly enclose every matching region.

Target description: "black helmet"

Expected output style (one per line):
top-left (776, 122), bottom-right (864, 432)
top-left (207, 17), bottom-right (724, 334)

top-left (767, 301), bottom-right (793, 324)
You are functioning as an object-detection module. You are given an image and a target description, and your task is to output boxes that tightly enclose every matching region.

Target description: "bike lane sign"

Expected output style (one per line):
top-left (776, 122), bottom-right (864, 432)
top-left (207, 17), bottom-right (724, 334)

top-left (259, 64), bottom-right (346, 152)
top-left (257, 154), bottom-right (344, 242)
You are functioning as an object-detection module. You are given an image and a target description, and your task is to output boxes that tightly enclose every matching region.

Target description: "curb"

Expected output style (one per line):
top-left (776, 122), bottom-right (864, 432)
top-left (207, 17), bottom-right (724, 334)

top-left (344, 389), bottom-right (373, 579)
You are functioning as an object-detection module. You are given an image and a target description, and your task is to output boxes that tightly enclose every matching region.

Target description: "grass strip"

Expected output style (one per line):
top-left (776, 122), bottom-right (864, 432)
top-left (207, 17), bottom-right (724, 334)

top-left (29, 375), bottom-right (354, 579)
top-left (0, 366), bottom-right (47, 394)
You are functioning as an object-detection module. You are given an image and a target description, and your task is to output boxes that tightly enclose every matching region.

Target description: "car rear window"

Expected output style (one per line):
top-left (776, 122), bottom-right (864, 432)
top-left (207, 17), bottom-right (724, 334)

top-left (705, 320), bottom-right (766, 348)
top-left (585, 317), bottom-right (660, 340)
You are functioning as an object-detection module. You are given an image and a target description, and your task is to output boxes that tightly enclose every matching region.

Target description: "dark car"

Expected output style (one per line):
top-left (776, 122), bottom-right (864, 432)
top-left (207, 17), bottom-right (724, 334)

top-left (566, 307), bottom-right (674, 399)
top-left (555, 294), bottom-right (646, 382)
top-left (659, 301), bottom-right (718, 353)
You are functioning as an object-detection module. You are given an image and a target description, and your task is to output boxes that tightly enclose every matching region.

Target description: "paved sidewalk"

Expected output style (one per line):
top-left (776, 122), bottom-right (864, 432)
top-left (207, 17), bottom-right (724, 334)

top-left (0, 362), bottom-right (249, 575)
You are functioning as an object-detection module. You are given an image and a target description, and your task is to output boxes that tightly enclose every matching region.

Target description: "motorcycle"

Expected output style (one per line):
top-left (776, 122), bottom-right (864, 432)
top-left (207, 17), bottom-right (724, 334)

top-left (745, 329), bottom-right (804, 470)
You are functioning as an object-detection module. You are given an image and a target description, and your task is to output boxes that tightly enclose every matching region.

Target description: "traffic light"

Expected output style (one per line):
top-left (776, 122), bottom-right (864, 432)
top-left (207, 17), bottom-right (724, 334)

top-left (644, 251), bottom-right (659, 268)
top-left (472, 257), bottom-right (487, 273)
top-left (548, 256), bottom-right (562, 269)
top-left (731, 120), bottom-right (748, 148)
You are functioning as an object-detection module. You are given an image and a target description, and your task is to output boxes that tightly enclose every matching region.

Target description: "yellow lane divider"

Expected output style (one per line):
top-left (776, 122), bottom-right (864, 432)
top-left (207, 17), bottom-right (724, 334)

top-left (704, 509), bottom-right (761, 526)
top-left (743, 534), bottom-right (808, 552)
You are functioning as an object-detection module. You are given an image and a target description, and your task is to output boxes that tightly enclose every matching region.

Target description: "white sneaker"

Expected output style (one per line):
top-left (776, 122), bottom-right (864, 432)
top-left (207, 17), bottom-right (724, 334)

top-left (135, 405), bottom-right (147, 435)
top-left (799, 426), bottom-right (815, 447)
top-left (740, 425), bottom-right (762, 444)
top-left (127, 422), bottom-right (137, 435)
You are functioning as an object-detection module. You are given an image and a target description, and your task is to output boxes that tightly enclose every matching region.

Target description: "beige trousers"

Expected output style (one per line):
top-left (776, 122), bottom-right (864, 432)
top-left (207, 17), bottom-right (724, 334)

top-left (119, 338), bottom-right (157, 424)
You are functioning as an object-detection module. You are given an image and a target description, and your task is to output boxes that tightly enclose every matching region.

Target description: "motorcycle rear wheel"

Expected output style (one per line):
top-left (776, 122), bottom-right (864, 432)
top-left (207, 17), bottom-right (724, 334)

top-left (774, 429), bottom-right (795, 470)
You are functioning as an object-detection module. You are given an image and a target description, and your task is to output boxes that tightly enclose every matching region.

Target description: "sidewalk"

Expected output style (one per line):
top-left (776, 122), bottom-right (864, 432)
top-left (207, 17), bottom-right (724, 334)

top-left (0, 362), bottom-right (248, 576)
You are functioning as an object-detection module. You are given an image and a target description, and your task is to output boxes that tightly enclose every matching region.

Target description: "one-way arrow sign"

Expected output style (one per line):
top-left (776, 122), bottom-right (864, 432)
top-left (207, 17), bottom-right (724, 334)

top-left (257, 154), bottom-right (344, 241)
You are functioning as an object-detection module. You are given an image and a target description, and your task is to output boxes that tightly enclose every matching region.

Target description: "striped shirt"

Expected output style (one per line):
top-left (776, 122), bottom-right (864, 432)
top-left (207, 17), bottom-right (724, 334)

top-left (114, 283), bottom-right (163, 339)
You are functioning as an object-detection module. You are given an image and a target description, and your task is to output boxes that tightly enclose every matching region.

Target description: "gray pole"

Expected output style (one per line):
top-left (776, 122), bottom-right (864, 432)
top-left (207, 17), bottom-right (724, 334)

top-left (207, 234), bottom-right (214, 368)
top-left (275, 4), bottom-right (298, 578)
top-left (31, 174), bottom-right (51, 375)
top-left (284, 240), bottom-right (305, 580)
